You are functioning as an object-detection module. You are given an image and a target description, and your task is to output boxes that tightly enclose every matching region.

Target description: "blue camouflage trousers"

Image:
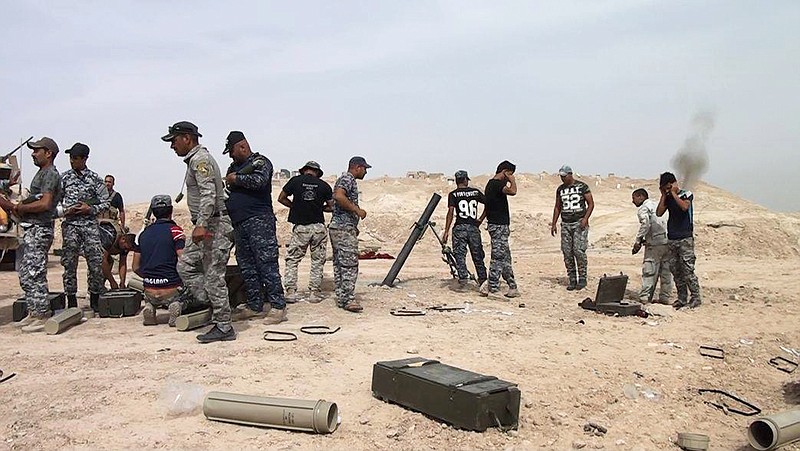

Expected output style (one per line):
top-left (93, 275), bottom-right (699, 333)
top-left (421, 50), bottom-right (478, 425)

top-left (329, 225), bottom-right (358, 307)
top-left (19, 223), bottom-right (54, 315)
top-left (178, 216), bottom-right (234, 330)
top-left (487, 224), bottom-right (516, 291)
top-left (452, 223), bottom-right (487, 283)
top-left (234, 214), bottom-right (285, 312)
top-left (61, 221), bottom-right (105, 296)
top-left (667, 237), bottom-right (701, 305)
top-left (560, 221), bottom-right (588, 283)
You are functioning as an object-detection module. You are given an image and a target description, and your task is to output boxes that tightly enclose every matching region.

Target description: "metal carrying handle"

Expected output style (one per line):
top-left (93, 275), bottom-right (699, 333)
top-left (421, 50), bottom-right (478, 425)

top-left (429, 305), bottom-right (466, 312)
top-left (263, 330), bottom-right (298, 342)
top-left (769, 356), bottom-right (798, 374)
top-left (300, 325), bottom-right (341, 335)
top-left (698, 388), bottom-right (761, 416)
top-left (699, 345), bottom-right (725, 360)
top-left (390, 309), bottom-right (426, 317)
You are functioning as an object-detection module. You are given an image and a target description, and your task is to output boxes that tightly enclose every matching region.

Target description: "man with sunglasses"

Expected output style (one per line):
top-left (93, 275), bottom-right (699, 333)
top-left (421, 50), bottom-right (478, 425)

top-left (60, 143), bottom-right (110, 312)
top-left (162, 121), bottom-right (235, 343)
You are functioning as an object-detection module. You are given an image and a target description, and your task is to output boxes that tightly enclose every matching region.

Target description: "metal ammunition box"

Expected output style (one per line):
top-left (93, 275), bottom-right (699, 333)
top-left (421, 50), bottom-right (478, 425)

top-left (98, 289), bottom-right (142, 318)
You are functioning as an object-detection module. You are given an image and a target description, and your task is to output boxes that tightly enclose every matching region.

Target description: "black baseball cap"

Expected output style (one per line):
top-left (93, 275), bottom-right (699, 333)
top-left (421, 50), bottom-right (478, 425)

top-left (223, 131), bottom-right (246, 154)
top-left (65, 142), bottom-right (90, 157)
top-left (455, 170), bottom-right (469, 181)
top-left (161, 121), bottom-right (202, 142)
top-left (349, 156), bottom-right (372, 168)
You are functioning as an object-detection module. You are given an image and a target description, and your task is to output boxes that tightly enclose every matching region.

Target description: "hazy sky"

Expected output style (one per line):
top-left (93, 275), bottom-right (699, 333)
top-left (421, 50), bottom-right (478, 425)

top-left (2, 1), bottom-right (798, 210)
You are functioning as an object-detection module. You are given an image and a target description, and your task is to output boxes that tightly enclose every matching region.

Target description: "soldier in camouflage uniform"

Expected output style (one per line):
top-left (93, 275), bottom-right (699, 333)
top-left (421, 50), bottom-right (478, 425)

top-left (162, 121), bottom-right (236, 343)
top-left (278, 161), bottom-right (333, 302)
top-left (480, 161), bottom-right (519, 298)
top-left (1, 137), bottom-right (63, 333)
top-left (656, 172), bottom-right (701, 309)
top-left (330, 156), bottom-right (370, 312)
top-left (442, 170), bottom-right (487, 290)
top-left (60, 143), bottom-right (110, 311)
top-left (222, 131), bottom-right (287, 325)
top-left (551, 165), bottom-right (594, 291)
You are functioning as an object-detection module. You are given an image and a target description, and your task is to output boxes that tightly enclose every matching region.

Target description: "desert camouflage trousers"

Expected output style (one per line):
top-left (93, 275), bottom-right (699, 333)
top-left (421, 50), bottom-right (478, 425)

top-left (452, 224), bottom-right (487, 283)
top-left (487, 224), bottom-right (516, 291)
top-left (639, 243), bottom-right (673, 303)
top-left (18, 223), bottom-right (54, 315)
top-left (284, 223), bottom-right (327, 293)
top-left (178, 216), bottom-right (234, 331)
top-left (329, 225), bottom-right (358, 307)
top-left (235, 214), bottom-right (285, 312)
top-left (62, 221), bottom-right (105, 296)
top-left (561, 221), bottom-right (588, 283)
top-left (667, 237), bottom-right (701, 305)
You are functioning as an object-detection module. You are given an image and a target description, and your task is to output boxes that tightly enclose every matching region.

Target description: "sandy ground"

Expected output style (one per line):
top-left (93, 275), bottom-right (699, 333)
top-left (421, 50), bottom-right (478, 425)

top-left (1, 174), bottom-right (800, 450)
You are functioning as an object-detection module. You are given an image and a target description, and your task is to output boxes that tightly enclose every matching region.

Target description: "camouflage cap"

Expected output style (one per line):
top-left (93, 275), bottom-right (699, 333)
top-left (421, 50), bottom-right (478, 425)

top-left (558, 164), bottom-right (573, 176)
top-left (299, 160), bottom-right (323, 177)
top-left (454, 170), bottom-right (469, 181)
top-left (150, 194), bottom-right (172, 209)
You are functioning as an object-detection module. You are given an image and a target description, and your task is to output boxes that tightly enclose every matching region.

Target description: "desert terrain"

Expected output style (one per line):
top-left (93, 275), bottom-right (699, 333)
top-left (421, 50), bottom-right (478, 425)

top-left (1, 173), bottom-right (800, 450)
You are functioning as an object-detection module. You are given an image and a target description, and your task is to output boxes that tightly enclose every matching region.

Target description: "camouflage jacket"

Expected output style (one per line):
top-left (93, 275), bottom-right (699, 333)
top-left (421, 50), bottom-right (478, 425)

top-left (183, 145), bottom-right (227, 228)
top-left (61, 167), bottom-right (109, 224)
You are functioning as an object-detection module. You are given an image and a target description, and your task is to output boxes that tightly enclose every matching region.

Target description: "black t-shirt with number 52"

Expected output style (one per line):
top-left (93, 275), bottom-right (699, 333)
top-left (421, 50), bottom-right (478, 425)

top-left (447, 187), bottom-right (485, 227)
top-left (557, 181), bottom-right (591, 223)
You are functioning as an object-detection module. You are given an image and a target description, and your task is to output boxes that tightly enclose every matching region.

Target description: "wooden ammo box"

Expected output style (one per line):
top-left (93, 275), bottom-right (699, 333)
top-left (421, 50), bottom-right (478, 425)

top-left (593, 273), bottom-right (641, 316)
top-left (371, 357), bottom-right (520, 431)
top-left (13, 292), bottom-right (66, 321)
top-left (98, 289), bottom-right (142, 318)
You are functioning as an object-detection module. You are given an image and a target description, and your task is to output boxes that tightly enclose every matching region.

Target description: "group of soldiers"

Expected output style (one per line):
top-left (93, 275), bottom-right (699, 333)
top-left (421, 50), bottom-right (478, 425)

top-left (441, 164), bottom-right (701, 310)
top-left (3, 123), bottom-right (702, 341)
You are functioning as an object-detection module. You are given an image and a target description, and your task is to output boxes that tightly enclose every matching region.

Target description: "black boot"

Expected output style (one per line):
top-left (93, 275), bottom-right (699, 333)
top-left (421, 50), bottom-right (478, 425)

top-left (67, 294), bottom-right (78, 308)
top-left (90, 293), bottom-right (100, 312)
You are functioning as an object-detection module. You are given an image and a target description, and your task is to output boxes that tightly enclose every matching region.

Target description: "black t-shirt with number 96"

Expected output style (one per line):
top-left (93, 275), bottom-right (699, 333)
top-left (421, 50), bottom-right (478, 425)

top-left (447, 187), bottom-right (485, 227)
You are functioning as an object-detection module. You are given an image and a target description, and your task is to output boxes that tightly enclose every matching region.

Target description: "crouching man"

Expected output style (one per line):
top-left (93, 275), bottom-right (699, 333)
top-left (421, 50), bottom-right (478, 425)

top-left (132, 195), bottom-right (188, 326)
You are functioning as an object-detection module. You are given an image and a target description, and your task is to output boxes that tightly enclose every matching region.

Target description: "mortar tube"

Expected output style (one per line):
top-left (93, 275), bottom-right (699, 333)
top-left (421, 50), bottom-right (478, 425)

top-left (203, 391), bottom-right (338, 434)
top-left (380, 193), bottom-right (442, 286)
top-left (44, 308), bottom-right (83, 335)
top-left (748, 409), bottom-right (800, 450)
top-left (175, 308), bottom-right (212, 331)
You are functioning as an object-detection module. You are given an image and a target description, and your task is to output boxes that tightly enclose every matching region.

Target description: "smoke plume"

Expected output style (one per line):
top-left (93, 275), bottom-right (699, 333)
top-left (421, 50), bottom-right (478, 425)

top-left (672, 111), bottom-right (714, 190)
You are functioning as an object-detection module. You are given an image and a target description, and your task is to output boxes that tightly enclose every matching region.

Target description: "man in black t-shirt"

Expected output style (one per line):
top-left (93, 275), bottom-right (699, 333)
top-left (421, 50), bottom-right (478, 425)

top-left (551, 165), bottom-right (594, 291)
top-left (442, 170), bottom-right (487, 290)
top-left (479, 160), bottom-right (519, 298)
top-left (101, 174), bottom-right (125, 229)
top-left (278, 161), bottom-right (333, 302)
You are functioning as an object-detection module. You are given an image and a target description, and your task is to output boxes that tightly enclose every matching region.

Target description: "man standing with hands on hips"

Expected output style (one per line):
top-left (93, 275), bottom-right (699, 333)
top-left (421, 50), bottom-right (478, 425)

top-left (162, 121), bottom-right (235, 343)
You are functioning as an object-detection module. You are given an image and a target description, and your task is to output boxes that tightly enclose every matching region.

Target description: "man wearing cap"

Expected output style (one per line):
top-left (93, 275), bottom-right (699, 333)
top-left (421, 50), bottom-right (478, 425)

top-left (60, 143), bottom-right (110, 311)
top-left (223, 131), bottom-right (287, 324)
top-left (1, 137), bottom-right (63, 332)
top-left (329, 156), bottom-right (370, 312)
top-left (162, 121), bottom-right (235, 343)
top-left (656, 172), bottom-right (701, 309)
top-left (631, 188), bottom-right (673, 304)
top-left (480, 161), bottom-right (519, 298)
top-left (442, 170), bottom-right (487, 291)
top-left (278, 161), bottom-right (333, 302)
top-left (551, 164), bottom-right (594, 291)
top-left (133, 195), bottom-right (189, 326)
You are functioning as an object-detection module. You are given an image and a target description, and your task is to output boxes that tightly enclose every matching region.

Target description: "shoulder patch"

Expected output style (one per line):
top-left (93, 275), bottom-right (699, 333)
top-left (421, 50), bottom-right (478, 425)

top-left (252, 156), bottom-right (267, 168)
top-left (195, 161), bottom-right (210, 177)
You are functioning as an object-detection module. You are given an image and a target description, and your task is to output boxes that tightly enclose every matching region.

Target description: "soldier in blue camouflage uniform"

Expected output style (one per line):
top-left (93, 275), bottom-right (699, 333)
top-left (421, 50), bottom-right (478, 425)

top-left (330, 156), bottom-right (370, 312)
top-left (1, 137), bottom-right (63, 333)
top-left (222, 131), bottom-right (287, 325)
top-left (551, 165), bottom-right (594, 291)
top-left (442, 170), bottom-right (487, 291)
top-left (162, 121), bottom-right (235, 343)
top-left (656, 172), bottom-right (701, 309)
top-left (60, 143), bottom-right (110, 311)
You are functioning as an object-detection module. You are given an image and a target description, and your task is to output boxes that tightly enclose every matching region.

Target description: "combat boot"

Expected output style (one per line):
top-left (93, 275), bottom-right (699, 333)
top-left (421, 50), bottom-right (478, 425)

top-left (168, 302), bottom-right (183, 327)
top-left (306, 291), bottom-right (324, 304)
top-left (567, 280), bottom-right (578, 291)
top-left (21, 313), bottom-right (49, 333)
top-left (479, 281), bottom-right (490, 296)
top-left (67, 294), bottom-right (78, 308)
top-left (142, 302), bottom-right (157, 326)
top-left (263, 307), bottom-right (288, 324)
top-left (196, 325), bottom-right (236, 343)
top-left (14, 314), bottom-right (38, 328)
top-left (90, 293), bottom-right (100, 312)
top-left (284, 288), bottom-right (299, 304)
top-left (576, 279), bottom-right (587, 290)
top-left (232, 305), bottom-right (267, 322)
top-left (505, 288), bottom-right (520, 298)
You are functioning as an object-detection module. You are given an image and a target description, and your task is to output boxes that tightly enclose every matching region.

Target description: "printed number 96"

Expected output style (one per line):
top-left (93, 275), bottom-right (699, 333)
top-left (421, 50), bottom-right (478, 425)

top-left (458, 199), bottom-right (478, 219)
